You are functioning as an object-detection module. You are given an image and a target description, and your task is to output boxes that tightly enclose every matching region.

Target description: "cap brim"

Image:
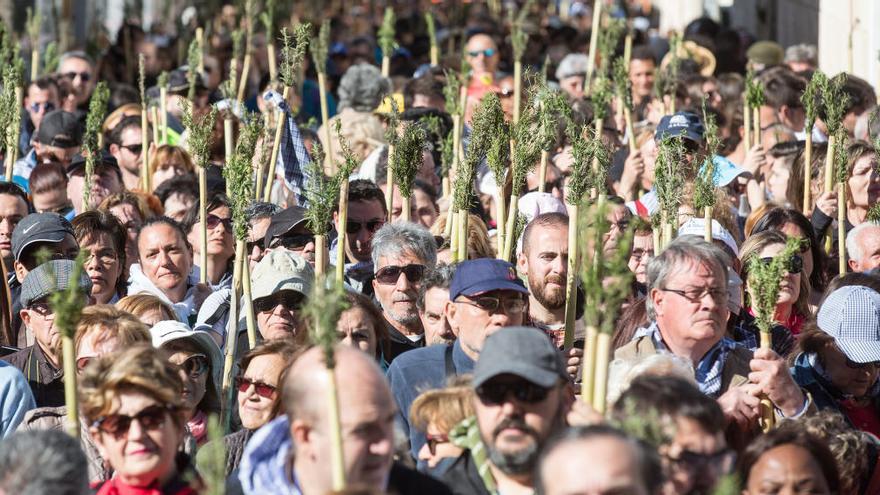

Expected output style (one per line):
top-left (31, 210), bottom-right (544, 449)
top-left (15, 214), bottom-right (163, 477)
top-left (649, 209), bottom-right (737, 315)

top-left (252, 283), bottom-right (310, 302)
top-left (473, 363), bottom-right (559, 389)
top-left (16, 233), bottom-right (67, 260)
top-left (460, 280), bottom-right (529, 298)
top-left (837, 340), bottom-right (880, 364)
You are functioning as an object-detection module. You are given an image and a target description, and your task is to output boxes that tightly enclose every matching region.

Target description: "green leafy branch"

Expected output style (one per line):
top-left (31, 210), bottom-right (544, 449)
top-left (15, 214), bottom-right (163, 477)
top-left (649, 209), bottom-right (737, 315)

top-left (591, 75), bottom-right (613, 124)
top-left (612, 57), bottom-right (632, 111)
top-left (259, 0), bottom-right (276, 37)
top-left (48, 251), bottom-right (88, 340)
top-left (509, 0), bottom-right (534, 63)
top-left (822, 73), bottom-right (850, 135)
top-left (454, 93), bottom-right (502, 211)
top-left (834, 128), bottom-right (850, 184)
top-left (745, 69), bottom-right (765, 109)
top-left (747, 236), bottom-right (803, 333)
top-left (801, 70), bottom-right (825, 134)
top-left (187, 39), bottom-right (201, 102)
top-left (42, 42), bottom-right (58, 74)
top-left (378, 7), bottom-right (397, 59)
top-left (310, 21), bottom-right (330, 76)
top-left (392, 123), bottom-right (428, 199)
top-left (443, 69), bottom-right (463, 116)
top-left (224, 114), bottom-right (263, 240)
top-left (654, 136), bottom-right (687, 224)
top-left (279, 24), bottom-right (311, 89)
top-left (694, 101), bottom-right (720, 210)
top-left (580, 203), bottom-right (634, 335)
top-left (181, 102), bottom-right (217, 169)
top-left (82, 82), bottom-right (110, 208)
top-left (597, 18), bottom-right (626, 77)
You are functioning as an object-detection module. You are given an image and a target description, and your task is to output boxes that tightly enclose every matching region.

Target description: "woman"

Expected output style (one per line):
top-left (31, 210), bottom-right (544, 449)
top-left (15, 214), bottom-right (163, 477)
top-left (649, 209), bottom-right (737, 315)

top-left (735, 230), bottom-right (808, 355)
top-left (150, 145), bottom-right (195, 189)
top-left (116, 293), bottom-right (178, 326)
top-left (182, 193), bottom-right (234, 287)
top-left (337, 291), bottom-right (389, 364)
top-left (81, 344), bottom-right (202, 494)
top-left (151, 320), bottom-right (222, 446)
top-left (765, 141), bottom-right (805, 209)
top-left (28, 162), bottom-right (73, 216)
top-left (197, 340), bottom-right (300, 477)
top-left (409, 379), bottom-right (474, 471)
top-left (430, 213), bottom-right (494, 262)
top-left (100, 191), bottom-right (156, 272)
top-left (792, 285), bottom-right (880, 438)
top-left (737, 422), bottom-right (839, 495)
top-left (72, 210), bottom-right (128, 304)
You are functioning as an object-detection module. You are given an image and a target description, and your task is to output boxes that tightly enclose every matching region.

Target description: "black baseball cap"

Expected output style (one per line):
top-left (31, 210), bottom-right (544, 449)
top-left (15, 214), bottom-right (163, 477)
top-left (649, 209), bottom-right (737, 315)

top-left (36, 110), bottom-right (83, 148)
top-left (11, 212), bottom-right (75, 261)
top-left (264, 206), bottom-right (310, 249)
top-left (655, 111), bottom-right (704, 143)
top-left (472, 326), bottom-right (568, 388)
top-left (66, 151), bottom-right (121, 177)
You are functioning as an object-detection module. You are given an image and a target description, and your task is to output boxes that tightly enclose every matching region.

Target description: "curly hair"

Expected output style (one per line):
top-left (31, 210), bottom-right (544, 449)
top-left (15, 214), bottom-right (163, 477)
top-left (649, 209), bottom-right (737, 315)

top-left (338, 63), bottom-right (392, 112)
top-left (800, 410), bottom-right (870, 495)
top-left (74, 304), bottom-right (151, 359)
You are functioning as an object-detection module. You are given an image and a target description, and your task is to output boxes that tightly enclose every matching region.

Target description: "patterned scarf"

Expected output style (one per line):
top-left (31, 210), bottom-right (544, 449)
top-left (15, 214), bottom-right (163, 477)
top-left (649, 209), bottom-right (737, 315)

top-left (449, 416), bottom-right (497, 495)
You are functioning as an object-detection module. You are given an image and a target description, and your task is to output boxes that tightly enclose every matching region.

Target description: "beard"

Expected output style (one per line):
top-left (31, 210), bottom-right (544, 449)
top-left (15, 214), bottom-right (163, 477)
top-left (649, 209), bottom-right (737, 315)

top-left (483, 404), bottom-right (566, 476)
top-left (383, 294), bottom-right (420, 326)
top-left (529, 273), bottom-right (567, 310)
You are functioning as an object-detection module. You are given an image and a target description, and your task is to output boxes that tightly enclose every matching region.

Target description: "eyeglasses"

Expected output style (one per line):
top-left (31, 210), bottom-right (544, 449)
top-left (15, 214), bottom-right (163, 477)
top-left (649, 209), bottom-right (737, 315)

top-left (247, 238), bottom-right (265, 253)
top-left (235, 376), bottom-right (278, 399)
top-left (206, 214), bottom-right (233, 231)
top-left (346, 219), bottom-right (384, 234)
top-left (758, 254), bottom-right (803, 275)
top-left (476, 380), bottom-right (551, 405)
top-left (28, 102), bottom-right (55, 113)
top-left (92, 404), bottom-right (173, 439)
top-left (86, 249), bottom-right (119, 265)
top-left (375, 264), bottom-right (426, 285)
top-left (175, 354), bottom-right (209, 378)
top-left (455, 295), bottom-right (526, 314)
top-left (27, 301), bottom-right (54, 317)
top-left (665, 448), bottom-right (736, 471)
top-left (467, 48), bottom-right (496, 58)
top-left (270, 233), bottom-right (315, 250)
top-left (62, 71), bottom-right (91, 82)
top-left (659, 286), bottom-right (727, 303)
top-left (425, 433), bottom-right (450, 455)
top-left (120, 144), bottom-right (143, 155)
top-left (254, 291), bottom-right (305, 313)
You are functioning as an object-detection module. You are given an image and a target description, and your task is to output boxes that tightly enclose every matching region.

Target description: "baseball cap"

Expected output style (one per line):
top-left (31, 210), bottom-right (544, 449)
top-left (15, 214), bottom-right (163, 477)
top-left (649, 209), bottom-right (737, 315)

top-left (677, 218), bottom-right (739, 257)
top-left (264, 206), bottom-right (310, 249)
top-left (817, 285), bottom-right (880, 363)
top-left (150, 320), bottom-right (223, 384)
top-left (472, 326), bottom-right (568, 388)
top-left (251, 250), bottom-right (315, 301)
top-left (36, 110), bottom-right (83, 148)
top-left (449, 259), bottom-right (528, 301)
top-left (166, 67), bottom-right (207, 95)
top-left (67, 150), bottom-right (122, 177)
top-left (12, 212), bottom-right (75, 261)
top-left (655, 112), bottom-right (704, 143)
top-left (701, 155), bottom-right (750, 187)
top-left (20, 259), bottom-right (91, 308)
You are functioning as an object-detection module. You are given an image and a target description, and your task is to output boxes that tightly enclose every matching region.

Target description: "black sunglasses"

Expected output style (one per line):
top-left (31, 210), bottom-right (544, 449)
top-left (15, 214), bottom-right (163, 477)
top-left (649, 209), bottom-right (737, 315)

top-left (455, 295), bottom-right (526, 314)
top-left (758, 254), bottom-right (803, 274)
top-left (206, 214), bottom-right (233, 231)
top-left (476, 380), bottom-right (551, 405)
top-left (425, 433), bottom-right (450, 455)
top-left (270, 233), bottom-right (315, 250)
top-left (254, 291), bottom-right (305, 313)
top-left (62, 71), bottom-right (91, 82)
top-left (346, 219), bottom-right (384, 234)
top-left (92, 404), bottom-right (174, 438)
top-left (375, 264), bottom-right (426, 285)
top-left (121, 143), bottom-right (143, 155)
top-left (176, 354), bottom-right (209, 378)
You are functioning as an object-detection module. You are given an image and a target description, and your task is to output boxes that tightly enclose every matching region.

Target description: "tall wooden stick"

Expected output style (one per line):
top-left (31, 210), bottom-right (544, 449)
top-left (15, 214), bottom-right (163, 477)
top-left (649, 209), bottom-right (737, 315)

top-left (585, 0), bottom-right (602, 85)
top-left (139, 55), bottom-right (151, 192)
top-left (221, 242), bottom-right (243, 430)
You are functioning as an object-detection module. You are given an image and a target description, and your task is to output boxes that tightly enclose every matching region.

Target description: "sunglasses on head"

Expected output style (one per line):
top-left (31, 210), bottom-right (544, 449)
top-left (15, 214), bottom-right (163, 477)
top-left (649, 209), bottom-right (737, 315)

top-left (62, 71), bottom-right (91, 82)
top-left (468, 48), bottom-right (496, 58)
top-left (254, 291), bottom-right (305, 313)
top-left (270, 233), bottom-right (315, 250)
top-left (235, 376), bottom-right (278, 399)
top-left (758, 254), bottom-right (803, 274)
top-left (176, 354), bottom-right (209, 378)
top-left (206, 214), bottom-right (233, 231)
top-left (476, 380), bottom-right (551, 405)
top-left (346, 219), bottom-right (384, 234)
top-left (375, 264), bottom-right (426, 285)
top-left (92, 404), bottom-right (174, 439)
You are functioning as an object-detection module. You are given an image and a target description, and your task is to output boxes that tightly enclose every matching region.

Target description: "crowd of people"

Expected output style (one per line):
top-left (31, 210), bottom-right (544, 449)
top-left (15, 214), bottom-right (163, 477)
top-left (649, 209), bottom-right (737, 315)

top-left (0, 1), bottom-right (878, 494)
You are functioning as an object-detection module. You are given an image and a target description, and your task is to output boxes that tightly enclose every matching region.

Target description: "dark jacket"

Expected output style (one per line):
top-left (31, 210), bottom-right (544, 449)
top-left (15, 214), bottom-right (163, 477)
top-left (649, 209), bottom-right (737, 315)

top-left (2, 344), bottom-right (65, 407)
top-left (384, 318), bottom-right (424, 363)
top-left (439, 450), bottom-right (491, 495)
top-left (730, 309), bottom-right (796, 358)
top-left (197, 428), bottom-right (253, 478)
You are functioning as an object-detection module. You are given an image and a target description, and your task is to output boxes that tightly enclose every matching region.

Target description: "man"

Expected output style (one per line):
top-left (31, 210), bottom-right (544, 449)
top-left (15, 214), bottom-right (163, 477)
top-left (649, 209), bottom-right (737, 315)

top-left (246, 201), bottom-right (281, 269)
top-left (250, 250), bottom-right (313, 342)
top-left (107, 115), bottom-right (145, 190)
top-left (233, 346), bottom-right (451, 495)
top-left (387, 258), bottom-right (528, 461)
top-left (464, 33), bottom-right (501, 121)
top-left (615, 236), bottom-right (809, 429)
top-left (153, 174), bottom-right (198, 222)
top-left (628, 218), bottom-right (654, 289)
top-left (21, 77), bottom-right (60, 151)
top-left (371, 222), bottom-right (437, 361)
top-left (17, 110), bottom-right (82, 180)
top-left (417, 264), bottom-right (456, 345)
top-left (629, 46), bottom-right (656, 113)
top-left (846, 222), bottom-right (880, 272)
top-left (784, 44), bottom-right (818, 73)
top-left (331, 179), bottom-right (387, 272)
top-left (57, 51), bottom-right (96, 110)
top-left (441, 327), bottom-right (570, 495)
top-left (66, 151), bottom-right (124, 214)
top-left (555, 54), bottom-right (588, 101)
top-left (536, 426), bottom-right (663, 495)
top-left (3, 259), bottom-right (91, 407)
top-left (0, 184), bottom-right (30, 272)
top-left (757, 67), bottom-right (807, 139)
top-left (0, 430), bottom-right (89, 494)
top-left (263, 206), bottom-right (317, 265)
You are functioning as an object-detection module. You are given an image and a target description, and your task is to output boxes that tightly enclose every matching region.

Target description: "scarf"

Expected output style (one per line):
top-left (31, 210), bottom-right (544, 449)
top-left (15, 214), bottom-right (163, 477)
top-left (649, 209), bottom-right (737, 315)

top-left (449, 416), bottom-right (497, 495)
top-left (187, 410), bottom-right (208, 445)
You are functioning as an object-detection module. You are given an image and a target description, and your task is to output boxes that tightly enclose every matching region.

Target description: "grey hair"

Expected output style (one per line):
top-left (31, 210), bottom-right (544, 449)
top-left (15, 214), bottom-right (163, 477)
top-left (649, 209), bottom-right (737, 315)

top-left (59, 50), bottom-right (95, 67)
top-left (247, 201), bottom-right (282, 221)
top-left (338, 63), bottom-right (392, 112)
top-left (645, 235), bottom-right (730, 320)
top-left (783, 43), bottom-right (817, 65)
top-left (846, 221), bottom-right (880, 264)
top-left (371, 222), bottom-right (437, 270)
top-left (0, 429), bottom-right (89, 495)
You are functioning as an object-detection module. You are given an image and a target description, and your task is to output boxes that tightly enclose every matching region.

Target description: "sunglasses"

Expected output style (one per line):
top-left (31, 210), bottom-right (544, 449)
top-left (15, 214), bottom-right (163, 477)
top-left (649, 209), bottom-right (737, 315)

top-left (206, 214), bottom-right (233, 231)
top-left (270, 233), bottom-right (315, 250)
top-left (120, 144), bottom-right (143, 155)
top-left (455, 295), bottom-right (526, 314)
top-left (476, 380), bottom-right (551, 405)
top-left (28, 102), bottom-right (55, 113)
top-left (62, 71), bottom-right (91, 82)
top-left (425, 433), bottom-right (450, 455)
top-left (346, 219), bottom-right (384, 234)
top-left (176, 354), bottom-right (209, 378)
top-left (92, 404), bottom-right (173, 439)
top-left (467, 48), bottom-right (496, 58)
top-left (254, 291), bottom-right (305, 313)
top-left (235, 376), bottom-right (278, 399)
top-left (247, 238), bottom-right (265, 253)
top-left (758, 254), bottom-right (803, 274)
top-left (375, 264), bottom-right (426, 285)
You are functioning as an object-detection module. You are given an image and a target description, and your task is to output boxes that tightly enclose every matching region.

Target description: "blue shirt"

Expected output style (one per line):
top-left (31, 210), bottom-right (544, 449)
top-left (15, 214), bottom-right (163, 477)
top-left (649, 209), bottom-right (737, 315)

top-left (386, 340), bottom-right (474, 462)
top-left (0, 360), bottom-right (36, 437)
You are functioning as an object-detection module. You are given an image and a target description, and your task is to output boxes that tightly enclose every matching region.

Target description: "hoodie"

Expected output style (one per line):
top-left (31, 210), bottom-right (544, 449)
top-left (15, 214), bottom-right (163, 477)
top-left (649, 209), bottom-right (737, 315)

top-left (237, 416), bottom-right (297, 494)
top-left (127, 264), bottom-right (203, 324)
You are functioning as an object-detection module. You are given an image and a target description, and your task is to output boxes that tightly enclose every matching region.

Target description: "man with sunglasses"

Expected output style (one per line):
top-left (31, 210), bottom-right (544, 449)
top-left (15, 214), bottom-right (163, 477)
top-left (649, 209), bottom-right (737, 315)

top-left (388, 258), bottom-right (528, 463)
top-left (108, 115), bottom-right (145, 191)
top-left (57, 51), bottom-right (96, 110)
top-left (330, 180), bottom-right (387, 273)
top-left (21, 77), bottom-right (60, 155)
top-left (18, 110), bottom-right (82, 183)
top-left (463, 33), bottom-right (501, 122)
top-left (3, 259), bottom-right (91, 408)
top-left (66, 151), bottom-right (124, 214)
top-left (441, 327), bottom-right (571, 495)
top-left (263, 206), bottom-right (317, 266)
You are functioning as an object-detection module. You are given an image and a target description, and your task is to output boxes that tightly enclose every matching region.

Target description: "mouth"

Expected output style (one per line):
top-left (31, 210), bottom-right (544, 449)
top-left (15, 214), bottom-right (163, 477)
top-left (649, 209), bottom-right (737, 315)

top-left (127, 446), bottom-right (156, 456)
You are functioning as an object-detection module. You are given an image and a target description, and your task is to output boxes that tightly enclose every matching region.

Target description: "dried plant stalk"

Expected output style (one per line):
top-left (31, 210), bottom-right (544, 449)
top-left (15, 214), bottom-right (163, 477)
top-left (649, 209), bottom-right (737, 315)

top-left (82, 82), bottom-right (110, 209)
top-left (378, 7), bottom-right (396, 77)
top-left (801, 71), bottom-right (825, 214)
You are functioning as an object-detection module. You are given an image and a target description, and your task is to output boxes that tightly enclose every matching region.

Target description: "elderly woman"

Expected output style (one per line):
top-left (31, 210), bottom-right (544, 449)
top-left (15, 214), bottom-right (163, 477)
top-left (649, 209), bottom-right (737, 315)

top-left (81, 345), bottom-right (202, 494)
top-left (792, 285), bottom-right (880, 438)
top-left (150, 320), bottom-right (222, 446)
top-left (72, 210), bottom-right (128, 304)
top-left (116, 293), bottom-right (178, 326)
top-left (409, 379), bottom-right (474, 471)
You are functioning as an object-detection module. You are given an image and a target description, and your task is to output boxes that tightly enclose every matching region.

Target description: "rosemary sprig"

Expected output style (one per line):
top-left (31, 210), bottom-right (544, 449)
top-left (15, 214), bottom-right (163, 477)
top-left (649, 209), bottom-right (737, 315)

top-left (303, 149), bottom-right (335, 237)
top-left (596, 18), bottom-right (626, 77)
top-left (801, 70), bottom-right (824, 135)
top-left (747, 236), bottom-right (803, 334)
top-left (392, 123), bottom-right (428, 200)
top-left (566, 124), bottom-right (592, 205)
top-left (186, 39), bottom-right (201, 103)
top-left (279, 24), bottom-right (311, 89)
top-left (181, 102), bottom-right (217, 169)
top-left (378, 7), bottom-right (397, 62)
top-left (82, 82), bottom-right (110, 209)
top-left (612, 56), bottom-right (633, 111)
top-left (745, 69), bottom-right (765, 110)
top-left (654, 135), bottom-right (687, 229)
top-left (0, 68), bottom-right (15, 161)
top-left (224, 114), bottom-right (262, 241)
top-left (509, 0), bottom-right (534, 63)
top-left (694, 101), bottom-right (720, 211)
top-left (591, 75), bottom-right (613, 124)
top-left (157, 71), bottom-right (169, 92)
top-left (231, 28), bottom-right (245, 68)
top-left (487, 117), bottom-right (511, 190)
top-left (259, 0), bottom-right (276, 38)
top-left (26, 8), bottom-right (40, 50)
top-left (310, 21), bottom-right (330, 76)
top-left (454, 93), bottom-right (502, 211)
top-left (821, 73), bottom-right (850, 135)
top-left (304, 278), bottom-right (349, 370)
top-left (443, 69), bottom-right (463, 116)
top-left (47, 253), bottom-right (87, 340)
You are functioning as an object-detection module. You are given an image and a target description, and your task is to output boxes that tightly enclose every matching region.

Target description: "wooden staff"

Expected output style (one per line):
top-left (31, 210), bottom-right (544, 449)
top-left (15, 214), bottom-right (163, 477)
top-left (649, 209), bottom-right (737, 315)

top-left (221, 243), bottom-right (243, 430)
top-left (823, 133), bottom-right (836, 253)
top-left (199, 166), bottom-right (208, 283)
top-left (448, 210), bottom-right (459, 261)
top-left (61, 335), bottom-right (78, 437)
top-left (264, 95), bottom-right (288, 202)
top-left (160, 87), bottom-right (169, 143)
top-left (585, 0), bottom-right (602, 85)
top-left (386, 144), bottom-right (395, 216)
top-left (495, 189), bottom-right (507, 257)
top-left (743, 102), bottom-right (751, 151)
top-left (458, 209), bottom-right (469, 261)
top-left (704, 207), bottom-right (713, 242)
top-left (335, 178), bottom-right (350, 284)
top-left (315, 235), bottom-right (327, 277)
top-left (237, 54), bottom-right (252, 102)
top-left (151, 106), bottom-right (161, 144)
top-left (196, 28), bottom-right (205, 73)
top-left (838, 181), bottom-right (846, 275)
top-left (242, 256), bottom-right (257, 348)
top-left (513, 60), bottom-right (522, 124)
top-left (753, 106), bottom-right (761, 147)
top-left (28, 5), bottom-right (40, 82)
top-left (803, 132), bottom-right (812, 215)
top-left (538, 150), bottom-right (549, 192)
top-left (140, 108), bottom-right (150, 191)
top-left (593, 328), bottom-right (612, 413)
top-left (317, 71), bottom-right (333, 164)
top-left (562, 201), bottom-right (581, 350)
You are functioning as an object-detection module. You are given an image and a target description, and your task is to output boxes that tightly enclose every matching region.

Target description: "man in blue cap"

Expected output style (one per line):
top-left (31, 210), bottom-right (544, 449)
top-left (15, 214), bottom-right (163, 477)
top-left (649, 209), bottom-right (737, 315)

top-left (387, 258), bottom-right (529, 465)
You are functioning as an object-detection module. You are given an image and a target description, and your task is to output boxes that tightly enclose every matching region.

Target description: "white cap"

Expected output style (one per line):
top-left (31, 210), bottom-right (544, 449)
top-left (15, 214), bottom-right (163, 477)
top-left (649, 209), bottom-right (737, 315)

top-left (677, 218), bottom-right (739, 257)
top-left (251, 250), bottom-right (314, 301)
top-left (150, 320), bottom-right (223, 385)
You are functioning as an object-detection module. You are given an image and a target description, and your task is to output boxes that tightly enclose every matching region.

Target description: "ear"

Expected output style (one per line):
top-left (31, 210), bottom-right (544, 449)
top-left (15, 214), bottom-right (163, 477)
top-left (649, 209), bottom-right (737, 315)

top-left (371, 278), bottom-right (379, 295)
top-left (19, 309), bottom-right (30, 327)
top-left (332, 210), bottom-right (340, 229)
top-left (649, 288), bottom-right (664, 318)
top-left (445, 300), bottom-right (459, 332)
top-left (849, 258), bottom-right (860, 272)
top-left (516, 250), bottom-right (528, 275)
top-left (290, 419), bottom-right (313, 458)
top-left (109, 143), bottom-right (119, 155)
top-left (13, 261), bottom-right (26, 284)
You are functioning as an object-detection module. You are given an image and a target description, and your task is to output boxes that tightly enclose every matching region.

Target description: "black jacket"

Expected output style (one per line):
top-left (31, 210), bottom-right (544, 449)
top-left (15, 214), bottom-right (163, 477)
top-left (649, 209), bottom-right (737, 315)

top-left (440, 451), bottom-right (492, 495)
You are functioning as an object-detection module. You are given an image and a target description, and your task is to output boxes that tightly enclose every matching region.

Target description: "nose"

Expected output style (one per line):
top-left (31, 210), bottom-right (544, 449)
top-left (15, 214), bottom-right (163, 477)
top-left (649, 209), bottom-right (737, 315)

top-left (127, 416), bottom-right (147, 440)
top-left (302, 241), bottom-right (315, 255)
top-left (417, 442), bottom-right (432, 461)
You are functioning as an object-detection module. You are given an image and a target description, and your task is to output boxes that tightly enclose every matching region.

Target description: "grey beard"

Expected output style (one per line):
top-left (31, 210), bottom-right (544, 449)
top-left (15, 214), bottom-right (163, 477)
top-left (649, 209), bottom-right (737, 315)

top-left (385, 306), bottom-right (421, 326)
top-left (486, 440), bottom-right (539, 476)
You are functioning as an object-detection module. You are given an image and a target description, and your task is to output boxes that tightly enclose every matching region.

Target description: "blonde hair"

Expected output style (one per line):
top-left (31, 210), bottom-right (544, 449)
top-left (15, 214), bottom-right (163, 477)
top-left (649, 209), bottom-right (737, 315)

top-left (116, 294), bottom-right (177, 322)
top-left (410, 381), bottom-right (475, 433)
top-left (74, 305), bottom-right (151, 356)
top-left (149, 145), bottom-right (195, 177)
top-left (430, 212), bottom-right (494, 259)
top-left (740, 230), bottom-right (810, 318)
top-left (606, 353), bottom-right (695, 406)
top-left (99, 191), bottom-right (157, 220)
top-left (79, 344), bottom-right (185, 426)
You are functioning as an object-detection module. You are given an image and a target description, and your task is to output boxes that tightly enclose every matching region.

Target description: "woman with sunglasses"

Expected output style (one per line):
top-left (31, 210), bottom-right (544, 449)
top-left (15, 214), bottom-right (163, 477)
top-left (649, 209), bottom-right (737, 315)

top-left (409, 379), bottom-right (474, 472)
top-left (792, 284), bottom-right (880, 438)
top-left (150, 320), bottom-right (222, 446)
top-left (182, 193), bottom-right (235, 288)
top-left (734, 230), bottom-right (809, 357)
top-left (81, 344), bottom-right (203, 494)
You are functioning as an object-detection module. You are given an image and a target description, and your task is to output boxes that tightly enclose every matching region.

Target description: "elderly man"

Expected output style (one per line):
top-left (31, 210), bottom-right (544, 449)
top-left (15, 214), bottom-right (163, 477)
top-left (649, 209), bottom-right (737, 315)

top-left (262, 206), bottom-right (317, 266)
top-left (233, 346), bottom-right (451, 495)
top-left (417, 264), bottom-right (456, 345)
top-left (370, 222), bottom-right (437, 361)
top-left (615, 236), bottom-right (809, 429)
top-left (388, 258), bottom-right (529, 462)
top-left (441, 327), bottom-right (571, 495)
top-left (846, 222), bottom-right (880, 272)
top-left (536, 426), bottom-right (663, 495)
top-left (555, 54), bottom-right (589, 100)
top-left (251, 250), bottom-right (313, 342)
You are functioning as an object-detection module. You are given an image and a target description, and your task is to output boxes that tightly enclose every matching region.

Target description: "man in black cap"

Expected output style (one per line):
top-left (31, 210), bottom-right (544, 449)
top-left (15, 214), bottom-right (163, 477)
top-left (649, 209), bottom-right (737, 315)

top-left (66, 151), bottom-right (124, 214)
top-left (441, 326), bottom-right (572, 494)
top-left (15, 110), bottom-right (83, 181)
top-left (263, 206), bottom-right (317, 266)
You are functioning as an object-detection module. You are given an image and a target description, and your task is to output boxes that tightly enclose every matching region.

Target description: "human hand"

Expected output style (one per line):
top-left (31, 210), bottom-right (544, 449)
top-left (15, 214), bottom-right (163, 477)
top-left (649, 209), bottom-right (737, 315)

top-left (741, 144), bottom-right (766, 177)
top-left (814, 190), bottom-right (838, 219)
top-left (749, 348), bottom-right (806, 417)
top-left (565, 347), bottom-right (583, 381)
top-left (716, 383), bottom-right (760, 429)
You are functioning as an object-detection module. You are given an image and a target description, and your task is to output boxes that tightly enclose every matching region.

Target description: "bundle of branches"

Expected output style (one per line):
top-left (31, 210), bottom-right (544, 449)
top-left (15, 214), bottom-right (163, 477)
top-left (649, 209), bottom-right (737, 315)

top-left (655, 32), bottom-right (680, 114)
top-left (591, 75), bottom-right (613, 140)
top-left (303, 280), bottom-right (351, 491)
top-left (747, 236), bottom-right (802, 430)
top-left (820, 73), bottom-right (850, 254)
top-left (47, 251), bottom-right (88, 437)
top-left (310, 21), bottom-right (333, 170)
top-left (303, 145), bottom-right (335, 278)
top-left (1, 63), bottom-right (22, 182)
top-left (82, 82), bottom-right (110, 209)
top-left (378, 7), bottom-right (396, 77)
top-left (508, 0), bottom-right (533, 124)
top-left (425, 11), bottom-right (439, 66)
top-left (596, 18), bottom-right (626, 79)
top-left (537, 87), bottom-right (572, 194)
top-left (486, 112), bottom-right (511, 257)
top-left (392, 123), bottom-right (428, 223)
top-left (259, 0), bottom-right (278, 80)
top-left (654, 135), bottom-right (687, 249)
top-left (181, 101), bottom-right (217, 284)
top-left (612, 57), bottom-right (636, 154)
top-left (42, 42), bottom-right (59, 75)
top-left (800, 70), bottom-right (825, 214)
top-left (694, 101), bottom-right (721, 241)
top-left (333, 128), bottom-right (361, 285)
top-left (745, 70), bottom-right (765, 148)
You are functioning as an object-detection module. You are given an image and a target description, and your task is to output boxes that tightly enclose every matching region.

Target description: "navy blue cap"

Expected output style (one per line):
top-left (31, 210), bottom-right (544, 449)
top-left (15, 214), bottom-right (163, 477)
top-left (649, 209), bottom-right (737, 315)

top-left (655, 111), bottom-right (704, 143)
top-left (449, 259), bottom-right (528, 300)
